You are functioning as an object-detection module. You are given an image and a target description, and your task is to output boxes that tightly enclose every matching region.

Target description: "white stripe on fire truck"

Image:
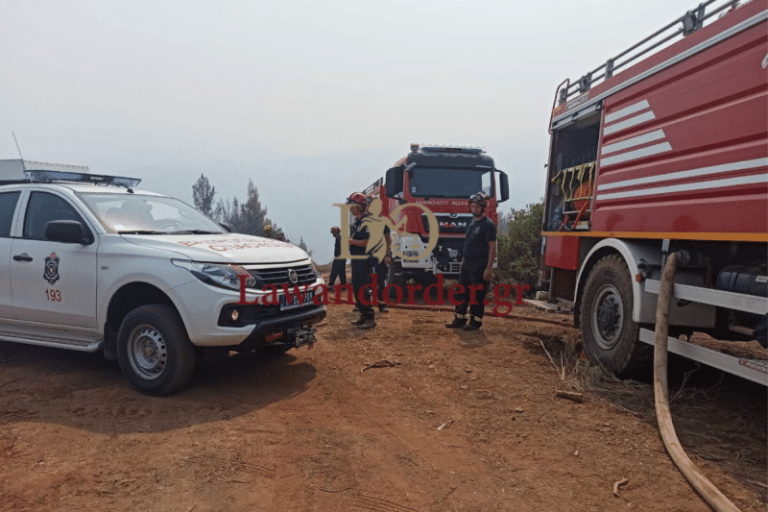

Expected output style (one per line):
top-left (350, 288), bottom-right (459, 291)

top-left (603, 111), bottom-right (656, 135)
top-left (600, 142), bottom-right (672, 166)
top-left (604, 100), bottom-right (651, 124)
top-left (598, 157), bottom-right (768, 191)
top-left (601, 129), bottom-right (666, 155)
top-left (597, 173), bottom-right (768, 201)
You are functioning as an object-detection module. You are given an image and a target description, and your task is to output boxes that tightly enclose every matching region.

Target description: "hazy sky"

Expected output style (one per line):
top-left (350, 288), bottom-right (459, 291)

top-left (1, 0), bottom-right (714, 262)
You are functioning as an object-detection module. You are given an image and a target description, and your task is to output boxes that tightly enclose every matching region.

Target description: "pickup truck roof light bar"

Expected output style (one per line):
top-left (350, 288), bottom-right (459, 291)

top-left (556, 0), bottom-right (740, 105)
top-left (24, 170), bottom-right (142, 189)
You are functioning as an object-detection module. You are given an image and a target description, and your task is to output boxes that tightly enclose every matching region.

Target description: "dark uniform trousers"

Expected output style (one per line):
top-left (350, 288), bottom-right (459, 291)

top-left (454, 258), bottom-right (488, 322)
top-left (352, 259), bottom-right (374, 316)
top-left (329, 259), bottom-right (347, 287)
top-left (375, 260), bottom-right (388, 303)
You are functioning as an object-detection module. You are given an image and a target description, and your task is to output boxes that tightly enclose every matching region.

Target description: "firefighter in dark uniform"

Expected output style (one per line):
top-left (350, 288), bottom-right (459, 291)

top-left (328, 226), bottom-right (347, 286)
top-left (446, 192), bottom-right (496, 331)
top-left (347, 192), bottom-right (377, 329)
top-left (366, 193), bottom-right (391, 313)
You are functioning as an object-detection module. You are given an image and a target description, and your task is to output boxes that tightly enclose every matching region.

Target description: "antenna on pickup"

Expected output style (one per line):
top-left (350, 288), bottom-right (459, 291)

top-left (12, 132), bottom-right (26, 172)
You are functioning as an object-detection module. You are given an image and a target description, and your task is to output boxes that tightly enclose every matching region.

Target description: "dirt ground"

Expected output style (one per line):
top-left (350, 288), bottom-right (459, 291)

top-left (0, 299), bottom-right (766, 512)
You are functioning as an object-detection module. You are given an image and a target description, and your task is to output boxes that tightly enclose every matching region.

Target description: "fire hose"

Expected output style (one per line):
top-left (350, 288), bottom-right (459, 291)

top-left (654, 253), bottom-right (741, 512)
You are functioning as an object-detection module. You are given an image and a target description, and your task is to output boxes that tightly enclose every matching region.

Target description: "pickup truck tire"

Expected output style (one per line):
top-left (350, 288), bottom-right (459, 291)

top-left (117, 304), bottom-right (196, 395)
top-left (579, 254), bottom-right (651, 378)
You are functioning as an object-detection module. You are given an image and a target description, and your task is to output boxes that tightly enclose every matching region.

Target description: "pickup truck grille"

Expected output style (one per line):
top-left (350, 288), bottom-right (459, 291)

top-left (249, 264), bottom-right (316, 288)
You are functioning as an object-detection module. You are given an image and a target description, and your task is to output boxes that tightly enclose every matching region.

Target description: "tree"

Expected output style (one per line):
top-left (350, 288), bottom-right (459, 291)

top-left (215, 180), bottom-right (269, 236)
top-left (192, 174), bottom-right (216, 217)
top-left (238, 179), bottom-right (269, 236)
top-left (297, 236), bottom-right (312, 257)
top-left (496, 201), bottom-right (544, 290)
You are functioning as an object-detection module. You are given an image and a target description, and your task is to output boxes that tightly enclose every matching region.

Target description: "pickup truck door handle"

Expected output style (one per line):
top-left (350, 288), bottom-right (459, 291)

top-left (13, 253), bottom-right (33, 262)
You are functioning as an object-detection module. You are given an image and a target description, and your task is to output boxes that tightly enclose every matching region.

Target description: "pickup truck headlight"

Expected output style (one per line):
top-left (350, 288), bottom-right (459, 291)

top-left (172, 260), bottom-right (256, 291)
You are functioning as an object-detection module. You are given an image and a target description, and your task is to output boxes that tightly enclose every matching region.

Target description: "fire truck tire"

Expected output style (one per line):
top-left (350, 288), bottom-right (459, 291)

top-left (580, 254), bottom-right (652, 378)
top-left (117, 304), bottom-right (196, 396)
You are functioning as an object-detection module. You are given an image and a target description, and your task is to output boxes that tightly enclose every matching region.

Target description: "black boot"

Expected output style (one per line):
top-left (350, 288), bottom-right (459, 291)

top-left (445, 316), bottom-right (467, 329)
top-left (463, 318), bottom-right (482, 331)
top-left (358, 315), bottom-right (377, 330)
top-left (350, 315), bottom-right (366, 326)
top-left (378, 303), bottom-right (389, 313)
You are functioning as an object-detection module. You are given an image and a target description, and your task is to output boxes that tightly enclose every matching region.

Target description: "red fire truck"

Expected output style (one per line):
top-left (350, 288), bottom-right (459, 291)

top-left (541, 0), bottom-right (767, 383)
top-left (365, 144), bottom-right (509, 287)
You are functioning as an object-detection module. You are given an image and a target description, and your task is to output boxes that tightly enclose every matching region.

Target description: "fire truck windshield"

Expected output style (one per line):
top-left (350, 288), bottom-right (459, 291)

top-left (407, 168), bottom-right (493, 199)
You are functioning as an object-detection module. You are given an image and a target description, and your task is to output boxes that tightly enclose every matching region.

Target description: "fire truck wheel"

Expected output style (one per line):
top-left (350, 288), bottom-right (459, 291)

top-left (117, 304), bottom-right (196, 396)
top-left (580, 254), bottom-right (652, 378)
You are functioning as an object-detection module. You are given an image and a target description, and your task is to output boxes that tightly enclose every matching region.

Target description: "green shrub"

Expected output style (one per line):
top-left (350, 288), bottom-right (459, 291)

top-left (497, 201), bottom-right (543, 290)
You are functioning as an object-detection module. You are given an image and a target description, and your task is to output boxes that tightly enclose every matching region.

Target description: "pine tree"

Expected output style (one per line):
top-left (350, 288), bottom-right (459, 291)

top-left (238, 179), bottom-right (268, 236)
top-left (192, 174), bottom-right (216, 217)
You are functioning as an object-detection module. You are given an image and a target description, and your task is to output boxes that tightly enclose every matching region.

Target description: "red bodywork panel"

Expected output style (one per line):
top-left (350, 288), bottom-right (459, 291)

top-left (544, 235), bottom-right (580, 271)
top-left (552, 1), bottom-right (768, 239)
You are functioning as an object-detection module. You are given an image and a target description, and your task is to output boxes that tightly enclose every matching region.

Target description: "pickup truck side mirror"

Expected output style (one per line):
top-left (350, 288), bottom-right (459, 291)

top-left (385, 167), bottom-right (403, 198)
top-left (498, 171), bottom-right (510, 203)
top-left (45, 220), bottom-right (93, 245)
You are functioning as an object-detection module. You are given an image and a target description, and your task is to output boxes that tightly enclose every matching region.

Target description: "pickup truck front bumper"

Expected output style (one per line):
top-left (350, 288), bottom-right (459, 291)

top-left (233, 305), bottom-right (326, 350)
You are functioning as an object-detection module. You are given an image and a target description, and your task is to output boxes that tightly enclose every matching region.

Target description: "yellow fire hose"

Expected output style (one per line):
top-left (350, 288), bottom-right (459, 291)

top-left (654, 253), bottom-right (741, 512)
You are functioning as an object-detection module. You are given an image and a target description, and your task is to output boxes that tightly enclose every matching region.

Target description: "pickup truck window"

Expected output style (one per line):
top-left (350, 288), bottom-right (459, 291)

top-left (0, 191), bottom-right (21, 237)
top-left (78, 193), bottom-right (224, 234)
top-left (23, 192), bottom-right (89, 240)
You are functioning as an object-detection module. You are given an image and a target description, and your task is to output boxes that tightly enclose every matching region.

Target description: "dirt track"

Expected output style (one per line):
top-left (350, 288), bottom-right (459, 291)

top-left (0, 302), bottom-right (766, 512)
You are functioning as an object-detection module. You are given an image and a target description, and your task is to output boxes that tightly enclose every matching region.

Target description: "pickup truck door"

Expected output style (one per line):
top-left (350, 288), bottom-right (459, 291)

top-left (9, 190), bottom-right (98, 331)
top-left (0, 190), bottom-right (22, 321)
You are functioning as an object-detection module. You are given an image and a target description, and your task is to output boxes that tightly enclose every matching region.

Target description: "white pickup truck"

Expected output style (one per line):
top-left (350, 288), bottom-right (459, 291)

top-left (0, 169), bottom-right (325, 395)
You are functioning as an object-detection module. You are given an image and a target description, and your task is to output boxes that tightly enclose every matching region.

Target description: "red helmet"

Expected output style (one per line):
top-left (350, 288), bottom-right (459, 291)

top-left (347, 192), bottom-right (367, 206)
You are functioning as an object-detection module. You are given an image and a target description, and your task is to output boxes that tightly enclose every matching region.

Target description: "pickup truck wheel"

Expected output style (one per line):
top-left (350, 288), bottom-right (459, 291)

top-left (579, 255), bottom-right (651, 378)
top-left (117, 304), bottom-right (196, 395)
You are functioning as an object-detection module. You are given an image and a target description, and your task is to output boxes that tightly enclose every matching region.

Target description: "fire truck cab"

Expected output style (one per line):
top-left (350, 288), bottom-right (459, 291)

top-left (367, 144), bottom-right (509, 286)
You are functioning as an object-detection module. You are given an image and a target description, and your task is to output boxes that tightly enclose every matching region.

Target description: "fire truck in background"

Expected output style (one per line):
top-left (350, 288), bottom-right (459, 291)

top-left (541, 0), bottom-right (768, 384)
top-left (364, 144), bottom-right (509, 287)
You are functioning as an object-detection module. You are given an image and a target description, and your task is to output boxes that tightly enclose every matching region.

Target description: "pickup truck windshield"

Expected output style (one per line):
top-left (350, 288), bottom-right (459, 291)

top-left (78, 193), bottom-right (224, 234)
top-left (407, 168), bottom-right (493, 199)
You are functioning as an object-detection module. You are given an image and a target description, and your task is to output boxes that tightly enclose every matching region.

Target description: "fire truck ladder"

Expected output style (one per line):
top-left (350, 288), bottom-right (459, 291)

top-left (554, 0), bottom-right (745, 107)
top-left (363, 178), bottom-right (383, 197)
